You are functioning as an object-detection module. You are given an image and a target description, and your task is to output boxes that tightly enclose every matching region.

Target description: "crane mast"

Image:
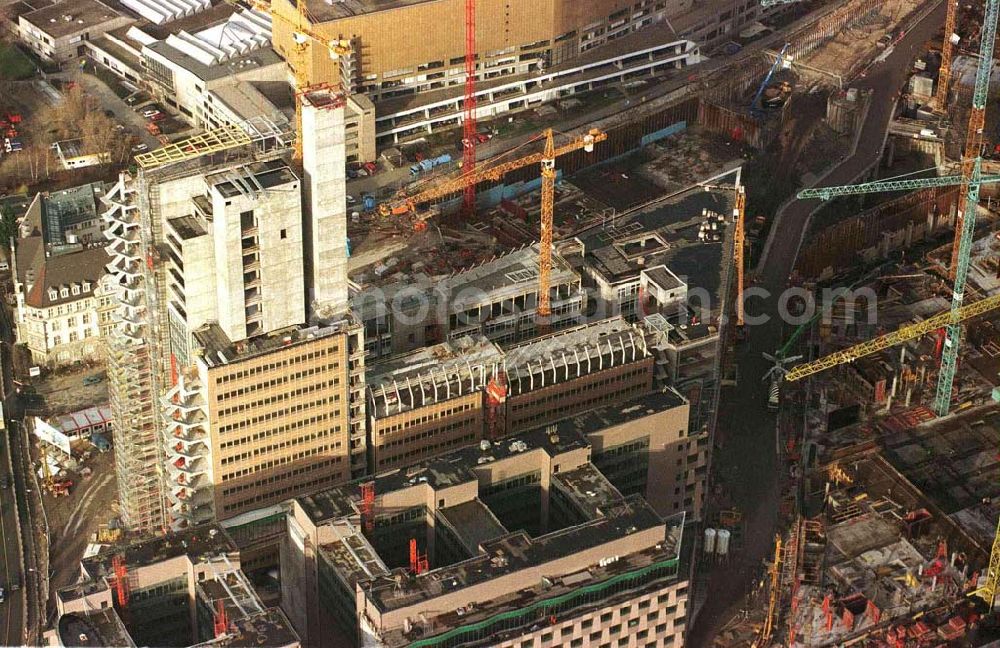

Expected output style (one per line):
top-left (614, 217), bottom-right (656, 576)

top-left (735, 186), bottom-right (747, 328)
top-left (793, 0), bottom-right (998, 417)
top-left (539, 130), bottom-right (557, 323)
top-left (936, 0), bottom-right (959, 109)
top-left (462, 0), bottom-right (477, 215)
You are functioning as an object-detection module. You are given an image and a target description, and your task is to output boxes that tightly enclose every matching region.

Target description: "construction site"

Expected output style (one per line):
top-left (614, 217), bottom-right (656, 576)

top-left (704, 0), bottom-right (1000, 643)
top-left (22, 0), bottom-right (1000, 642)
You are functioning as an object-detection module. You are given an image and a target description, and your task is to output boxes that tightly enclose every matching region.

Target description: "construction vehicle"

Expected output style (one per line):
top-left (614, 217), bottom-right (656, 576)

top-left (751, 43), bottom-right (792, 115)
top-left (379, 128), bottom-right (606, 323)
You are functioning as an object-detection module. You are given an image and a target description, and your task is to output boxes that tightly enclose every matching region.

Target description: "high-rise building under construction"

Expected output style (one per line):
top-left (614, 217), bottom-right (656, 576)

top-left (103, 89), bottom-right (362, 533)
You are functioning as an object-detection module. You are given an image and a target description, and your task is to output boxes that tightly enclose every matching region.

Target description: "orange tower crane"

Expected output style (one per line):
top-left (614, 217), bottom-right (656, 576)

top-left (734, 185), bottom-right (747, 329)
top-left (752, 535), bottom-right (783, 648)
top-left (950, 100), bottom-right (986, 280)
top-left (379, 128), bottom-right (606, 313)
top-left (462, 0), bottom-right (478, 215)
top-left (935, 0), bottom-right (960, 109)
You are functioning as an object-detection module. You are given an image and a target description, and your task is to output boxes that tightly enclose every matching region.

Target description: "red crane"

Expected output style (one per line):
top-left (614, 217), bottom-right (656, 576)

top-left (461, 0), bottom-right (477, 215)
top-left (111, 555), bottom-right (130, 607)
top-left (360, 481), bottom-right (376, 533)
top-left (409, 538), bottom-right (429, 575)
top-left (213, 599), bottom-right (229, 638)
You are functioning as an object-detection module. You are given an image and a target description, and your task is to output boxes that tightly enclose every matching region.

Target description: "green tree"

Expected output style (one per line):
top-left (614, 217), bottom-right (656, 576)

top-left (0, 205), bottom-right (17, 251)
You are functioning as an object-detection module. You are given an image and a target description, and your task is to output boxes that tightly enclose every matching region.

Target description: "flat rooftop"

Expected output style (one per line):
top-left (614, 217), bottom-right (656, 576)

top-left (168, 214), bottom-right (207, 240)
top-left (379, 515), bottom-right (683, 647)
top-left (143, 38), bottom-right (282, 83)
top-left (541, 388), bottom-right (687, 438)
top-left (437, 500), bottom-right (508, 555)
top-left (552, 463), bottom-right (626, 520)
top-left (297, 424), bottom-right (591, 525)
top-left (194, 318), bottom-right (356, 369)
top-left (206, 159), bottom-right (298, 198)
top-left (58, 609), bottom-right (135, 648)
top-left (574, 184), bottom-right (736, 306)
top-left (81, 523), bottom-right (237, 579)
top-left (21, 0), bottom-right (127, 37)
top-left (302, 0), bottom-right (432, 22)
top-left (367, 496), bottom-right (668, 613)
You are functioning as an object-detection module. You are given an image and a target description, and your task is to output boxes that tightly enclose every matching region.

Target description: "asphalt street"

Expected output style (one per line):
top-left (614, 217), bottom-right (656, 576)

top-left (0, 296), bottom-right (25, 646)
top-left (688, 0), bottom-right (947, 643)
top-left (0, 421), bottom-right (23, 648)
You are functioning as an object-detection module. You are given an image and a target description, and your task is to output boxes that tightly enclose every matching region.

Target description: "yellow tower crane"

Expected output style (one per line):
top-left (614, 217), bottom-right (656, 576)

top-left (782, 292), bottom-right (1000, 383)
top-left (753, 535), bottom-right (783, 648)
top-left (235, 0), bottom-right (350, 161)
top-left (379, 128), bottom-right (607, 318)
top-left (734, 185), bottom-right (747, 329)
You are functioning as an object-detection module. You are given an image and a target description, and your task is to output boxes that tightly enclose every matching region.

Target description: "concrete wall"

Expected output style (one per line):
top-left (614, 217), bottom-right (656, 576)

top-left (301, 96), bottom-right (348, 316)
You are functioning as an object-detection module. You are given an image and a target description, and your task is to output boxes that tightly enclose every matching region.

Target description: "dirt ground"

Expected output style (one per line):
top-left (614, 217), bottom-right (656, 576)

top-left (38, 444), bottom-right (118, 599)
top-left (30, 365), bottom-right (108, 416)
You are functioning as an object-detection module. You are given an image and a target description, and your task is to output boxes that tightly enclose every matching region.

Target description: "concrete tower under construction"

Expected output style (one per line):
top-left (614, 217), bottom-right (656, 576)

top-left (104, 97), bottom-right (358, 533)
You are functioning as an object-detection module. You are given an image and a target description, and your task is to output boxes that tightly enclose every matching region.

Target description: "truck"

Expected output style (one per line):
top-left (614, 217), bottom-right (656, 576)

top-left (409, 153), bottom-right (452, 176)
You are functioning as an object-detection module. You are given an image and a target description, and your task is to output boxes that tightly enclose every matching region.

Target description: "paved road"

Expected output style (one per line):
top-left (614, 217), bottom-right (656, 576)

top-left (0, 297), bottom-right (25, 646)
top-left (687, 0), bottom-right (947, 644)
top-left (0, 420), bottom-right (24, 648)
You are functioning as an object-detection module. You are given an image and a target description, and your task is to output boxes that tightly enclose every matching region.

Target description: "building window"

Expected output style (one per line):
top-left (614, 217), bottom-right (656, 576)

top-left (60, 287), bottom-right (68, 298)
top-left (280, 228), bottom-right (287, 239)
top-left (48, 289), bottom-right (57, 301)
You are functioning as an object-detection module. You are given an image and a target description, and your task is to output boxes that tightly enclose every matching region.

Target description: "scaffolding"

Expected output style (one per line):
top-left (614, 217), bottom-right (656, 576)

top-left (102, 174), bottom-right (168, 533)
top-left (133, 118), bottom-right (292, 171)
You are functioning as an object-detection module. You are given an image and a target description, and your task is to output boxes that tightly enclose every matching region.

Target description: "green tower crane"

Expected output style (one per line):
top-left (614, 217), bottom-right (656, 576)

top-left (796, 0), bottom-right (999, 417)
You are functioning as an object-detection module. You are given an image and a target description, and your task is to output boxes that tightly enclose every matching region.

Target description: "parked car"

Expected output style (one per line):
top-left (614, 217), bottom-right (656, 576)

top-left (346, 195), bottom-right (356, 204)
top-left (131, 143), bottom-right (149, 153)
top-left (140, 108), bottom-right (159, 118)
top-left (0, 587), bottom-right (7, 603)
top-left (82, 375), bottom-right (103, 386)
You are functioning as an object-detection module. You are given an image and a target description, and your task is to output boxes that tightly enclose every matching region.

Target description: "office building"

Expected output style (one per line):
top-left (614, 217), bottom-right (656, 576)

top-left (281, 425), bottom-right (689, 648)
top-left (50, 524), bottom-right (300, 648)
top-left (17, 0), bottom-right (132, 63)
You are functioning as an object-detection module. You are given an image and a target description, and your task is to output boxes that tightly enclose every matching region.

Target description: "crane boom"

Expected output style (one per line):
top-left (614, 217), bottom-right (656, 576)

top-left (798, 172), bottom-right (1000, 201)
top-left (783, 291), bottom-right (1000, 382)
top-left (379, 129), bottom-right (608, 219)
